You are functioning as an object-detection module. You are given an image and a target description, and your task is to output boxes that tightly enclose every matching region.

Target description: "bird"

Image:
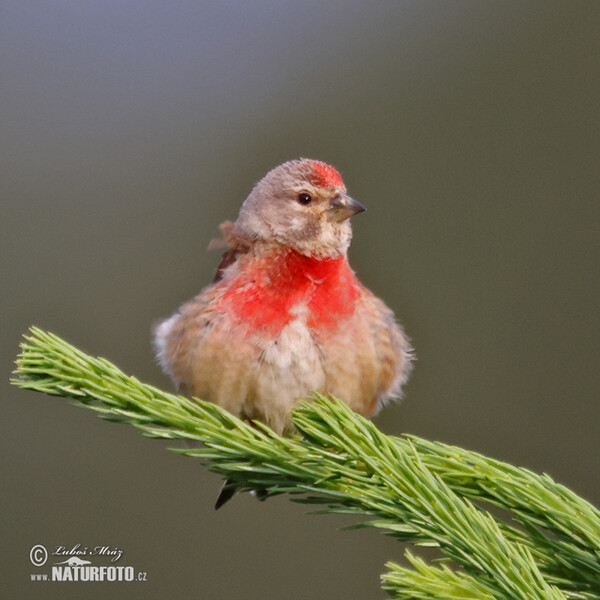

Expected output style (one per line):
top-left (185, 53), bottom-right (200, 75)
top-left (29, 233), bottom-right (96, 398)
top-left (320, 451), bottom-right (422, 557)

top-left (154, 159), bottom-right (413, 499)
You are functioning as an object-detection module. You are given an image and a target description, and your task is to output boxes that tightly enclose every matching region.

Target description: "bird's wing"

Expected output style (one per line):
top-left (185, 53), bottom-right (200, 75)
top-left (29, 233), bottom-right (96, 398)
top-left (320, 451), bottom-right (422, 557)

top-left (209, 220), bottom-right (251, 283)
top-left (213, 247), bottom-right (244, 283)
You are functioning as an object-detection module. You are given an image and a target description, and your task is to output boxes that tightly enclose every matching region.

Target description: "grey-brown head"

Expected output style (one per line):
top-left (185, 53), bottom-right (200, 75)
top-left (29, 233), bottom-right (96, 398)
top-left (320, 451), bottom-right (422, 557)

top-left (234, 158), bottom-right (366, 258)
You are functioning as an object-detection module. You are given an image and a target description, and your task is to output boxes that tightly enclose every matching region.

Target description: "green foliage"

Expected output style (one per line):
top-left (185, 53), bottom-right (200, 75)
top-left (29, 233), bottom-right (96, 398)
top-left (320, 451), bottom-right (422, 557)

top-left (12, 327), bottom-right (600, 599)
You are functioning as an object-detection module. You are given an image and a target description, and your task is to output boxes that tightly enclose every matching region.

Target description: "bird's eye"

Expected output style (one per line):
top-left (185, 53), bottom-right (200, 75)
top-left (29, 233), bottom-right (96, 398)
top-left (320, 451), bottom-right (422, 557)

top-left (297, 193), bottom-right (312, 206)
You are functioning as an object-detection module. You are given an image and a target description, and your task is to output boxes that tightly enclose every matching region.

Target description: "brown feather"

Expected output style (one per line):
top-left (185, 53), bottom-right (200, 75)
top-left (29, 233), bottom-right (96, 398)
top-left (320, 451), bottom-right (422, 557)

top-left (209, 220), bottom-right (250, 283)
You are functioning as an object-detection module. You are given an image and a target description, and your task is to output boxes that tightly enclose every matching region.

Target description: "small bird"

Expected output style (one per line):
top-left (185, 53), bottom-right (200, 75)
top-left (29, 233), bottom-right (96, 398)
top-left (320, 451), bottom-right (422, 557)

top-left (154, 159), bottom-right (412, 437)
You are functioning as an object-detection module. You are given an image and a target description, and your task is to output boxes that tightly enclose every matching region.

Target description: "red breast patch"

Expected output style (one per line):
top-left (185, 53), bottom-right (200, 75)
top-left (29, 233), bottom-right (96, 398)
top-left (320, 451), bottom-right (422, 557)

top-left (218, 250), bottom-right (360, 335)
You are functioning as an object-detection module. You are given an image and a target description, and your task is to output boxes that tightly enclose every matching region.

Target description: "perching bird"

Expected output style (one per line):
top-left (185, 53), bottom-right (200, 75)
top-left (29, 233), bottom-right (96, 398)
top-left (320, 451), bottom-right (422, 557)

top-left (154, 158), bottom-right (412, 438)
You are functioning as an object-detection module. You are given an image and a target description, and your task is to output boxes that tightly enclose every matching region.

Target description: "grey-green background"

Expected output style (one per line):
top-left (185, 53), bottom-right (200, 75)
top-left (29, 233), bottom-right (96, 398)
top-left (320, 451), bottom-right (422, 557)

top-left (2, 2), bottom-right (598, 598)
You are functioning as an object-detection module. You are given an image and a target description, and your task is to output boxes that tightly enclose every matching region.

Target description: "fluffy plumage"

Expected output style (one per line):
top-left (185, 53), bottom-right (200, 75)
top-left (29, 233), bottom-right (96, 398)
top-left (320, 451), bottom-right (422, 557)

top-left (154, 158), bottom-right (412, 434)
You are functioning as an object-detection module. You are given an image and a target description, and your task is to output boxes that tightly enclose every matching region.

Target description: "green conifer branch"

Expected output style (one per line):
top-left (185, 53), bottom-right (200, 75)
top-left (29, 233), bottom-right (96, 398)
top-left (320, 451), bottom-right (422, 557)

top-left (382, 552), bottom-right (498, 600)
top-left (11, 327), bottom-right (600, 599)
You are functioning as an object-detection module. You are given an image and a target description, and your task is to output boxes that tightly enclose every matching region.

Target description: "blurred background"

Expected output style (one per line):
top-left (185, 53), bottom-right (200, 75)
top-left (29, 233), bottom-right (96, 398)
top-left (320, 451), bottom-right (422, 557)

top-left (2, 1), bottom-right (598, 598)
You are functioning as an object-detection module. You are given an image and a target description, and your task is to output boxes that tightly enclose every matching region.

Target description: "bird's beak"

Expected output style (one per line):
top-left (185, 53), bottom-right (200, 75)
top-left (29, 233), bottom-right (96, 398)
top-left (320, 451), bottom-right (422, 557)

top-left (329, 193), bottom-right (367, 222)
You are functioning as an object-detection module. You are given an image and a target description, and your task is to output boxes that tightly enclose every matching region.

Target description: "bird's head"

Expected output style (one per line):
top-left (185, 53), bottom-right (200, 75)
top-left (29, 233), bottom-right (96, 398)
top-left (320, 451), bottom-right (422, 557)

top-left (234, 158), bottom-right (366, 258)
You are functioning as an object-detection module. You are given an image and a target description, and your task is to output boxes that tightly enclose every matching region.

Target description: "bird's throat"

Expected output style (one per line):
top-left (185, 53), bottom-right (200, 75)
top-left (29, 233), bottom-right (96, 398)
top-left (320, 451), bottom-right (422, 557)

top-left (219, 249), bottom-right (361, 334)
